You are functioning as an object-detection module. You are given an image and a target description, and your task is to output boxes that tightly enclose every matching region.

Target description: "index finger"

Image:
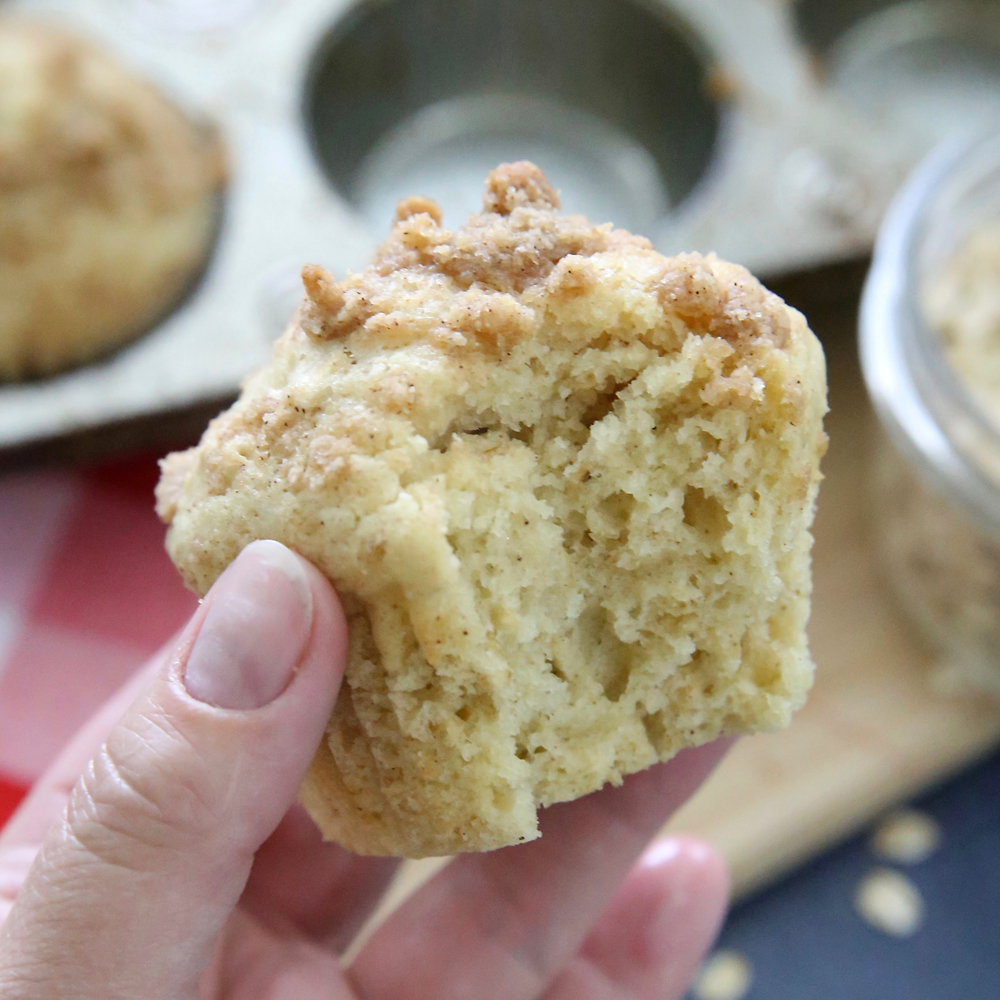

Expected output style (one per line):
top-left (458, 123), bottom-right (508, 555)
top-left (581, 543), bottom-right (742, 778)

top-left (348, 738), bottom-right (732, 1000)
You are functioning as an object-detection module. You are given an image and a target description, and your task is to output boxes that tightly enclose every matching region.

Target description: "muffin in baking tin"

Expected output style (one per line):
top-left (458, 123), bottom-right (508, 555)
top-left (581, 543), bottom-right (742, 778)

top-left (0, 19), bottom-right (224, 380)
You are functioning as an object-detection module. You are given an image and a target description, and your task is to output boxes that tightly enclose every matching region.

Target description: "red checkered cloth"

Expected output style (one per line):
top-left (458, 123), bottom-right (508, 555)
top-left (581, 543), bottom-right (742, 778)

top-left (0, 455), bottom-right (197, 827)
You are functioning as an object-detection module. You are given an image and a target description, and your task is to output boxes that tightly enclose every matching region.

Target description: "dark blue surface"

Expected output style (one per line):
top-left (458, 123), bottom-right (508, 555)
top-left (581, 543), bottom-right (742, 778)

top-left (696, 750), bottom-right (1000, 999)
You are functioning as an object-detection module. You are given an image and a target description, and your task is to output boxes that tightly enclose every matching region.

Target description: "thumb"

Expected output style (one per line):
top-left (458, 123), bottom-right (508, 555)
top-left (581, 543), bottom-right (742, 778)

top-left (0, 540), bottom-right (348, 1000)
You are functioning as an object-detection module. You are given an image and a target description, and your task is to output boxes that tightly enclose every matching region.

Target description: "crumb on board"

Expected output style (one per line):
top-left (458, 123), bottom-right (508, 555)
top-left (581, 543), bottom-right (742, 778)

top-left (854, 868), bottom-right (925, 938)
top-left (692, 949), bottom-right (753, 1000)
top-left (870, 809), bottom-right (942, 865)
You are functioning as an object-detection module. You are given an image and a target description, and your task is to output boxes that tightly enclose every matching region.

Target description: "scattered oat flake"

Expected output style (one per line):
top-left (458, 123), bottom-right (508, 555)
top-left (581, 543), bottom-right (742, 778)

top-left (854, 868), bottom-right (924, 937)
top-left (692, 949), bottom-right (753, 1000)
top-left (870, 809), bottom-right (942, 864)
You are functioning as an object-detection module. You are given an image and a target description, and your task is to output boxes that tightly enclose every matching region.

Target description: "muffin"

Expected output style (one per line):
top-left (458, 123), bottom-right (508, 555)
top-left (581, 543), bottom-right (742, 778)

top-left (157, 162), bottom-right (828, 857)
top-left (0, 19), bottom-right (224, 380)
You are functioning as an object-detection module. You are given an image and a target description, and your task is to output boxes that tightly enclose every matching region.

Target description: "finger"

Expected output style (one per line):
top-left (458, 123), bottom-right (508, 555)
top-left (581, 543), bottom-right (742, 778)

top-left (0, 653), bottom-right (164, 853)
top-left (240, 803), bottom-right (400, 952)
top-left (207, 909), bottom-right (352, 1000)
top-left (349, 738), bottom-right (732, 1000)
top-left (542, 837), bottom-right (728, 1000)
top-left (1, 655), bottom-right (165, 928)
top-left (0, 654), bottom-right (397, 953)
top-left (0, 541), bottom-right (348, 1000)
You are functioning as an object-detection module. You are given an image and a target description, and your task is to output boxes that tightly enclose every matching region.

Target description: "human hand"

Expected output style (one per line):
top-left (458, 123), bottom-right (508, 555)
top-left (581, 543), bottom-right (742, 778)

top-left (0, 540), bottom-right (730, 1000)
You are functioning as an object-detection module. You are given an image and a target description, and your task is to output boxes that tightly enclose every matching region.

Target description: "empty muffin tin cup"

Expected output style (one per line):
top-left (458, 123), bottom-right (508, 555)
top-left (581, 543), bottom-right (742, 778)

top-left (304, 0), bottom-right (720, 235)
top-left (796, 0), bottom-right (1000, 146)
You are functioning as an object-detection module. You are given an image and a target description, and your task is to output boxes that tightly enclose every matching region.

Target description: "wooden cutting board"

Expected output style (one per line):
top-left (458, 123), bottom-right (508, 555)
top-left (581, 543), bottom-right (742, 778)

top-left (365, 310), bottom-right (1000, 925)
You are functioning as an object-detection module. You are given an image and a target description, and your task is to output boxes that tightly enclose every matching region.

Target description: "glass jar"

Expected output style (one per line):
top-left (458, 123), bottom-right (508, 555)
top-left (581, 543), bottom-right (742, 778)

top-left (861, 129), bottom-right (1000, 694)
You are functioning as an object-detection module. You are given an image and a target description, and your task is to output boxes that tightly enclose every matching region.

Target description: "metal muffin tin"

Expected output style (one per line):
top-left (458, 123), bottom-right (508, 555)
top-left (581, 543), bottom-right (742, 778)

top-left (5, 0), bottom-right (1000, 458)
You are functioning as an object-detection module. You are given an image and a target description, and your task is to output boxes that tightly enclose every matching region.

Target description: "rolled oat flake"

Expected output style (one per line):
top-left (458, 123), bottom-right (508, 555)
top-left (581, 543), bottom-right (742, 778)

top-left (854, 868), bottom-right (925, 938)
top-left (692, 949), bottom-right (753, 1000)
top-left (870, 808), bottom-right (942, 865)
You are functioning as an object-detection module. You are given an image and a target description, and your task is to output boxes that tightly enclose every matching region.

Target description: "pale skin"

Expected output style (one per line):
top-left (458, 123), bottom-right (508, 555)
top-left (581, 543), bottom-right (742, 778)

top-left (0, 540), bottom-right (730, 1000)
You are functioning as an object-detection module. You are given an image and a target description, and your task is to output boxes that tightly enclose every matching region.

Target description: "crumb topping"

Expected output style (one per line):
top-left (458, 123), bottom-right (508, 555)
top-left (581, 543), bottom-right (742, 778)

top-left (482, 160), bottom-right (561, 214)
top-left (301, 163), bottom-right (787, 356)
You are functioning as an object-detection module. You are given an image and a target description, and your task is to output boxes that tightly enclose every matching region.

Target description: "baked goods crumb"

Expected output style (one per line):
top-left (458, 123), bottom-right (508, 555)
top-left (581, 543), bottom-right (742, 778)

top-left (870, 809), bottom-right (942, 865)
top-left (158, 162), bottom-right (827, 857)
top-left (692, 950), bottom-right (753, 1000)
top-left (854, 868), bottom-right (925, 938)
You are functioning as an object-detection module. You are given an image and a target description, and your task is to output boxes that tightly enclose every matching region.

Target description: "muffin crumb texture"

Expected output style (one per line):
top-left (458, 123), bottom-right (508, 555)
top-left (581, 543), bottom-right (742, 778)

top-left (158, 163), bottom-right (827, 857)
